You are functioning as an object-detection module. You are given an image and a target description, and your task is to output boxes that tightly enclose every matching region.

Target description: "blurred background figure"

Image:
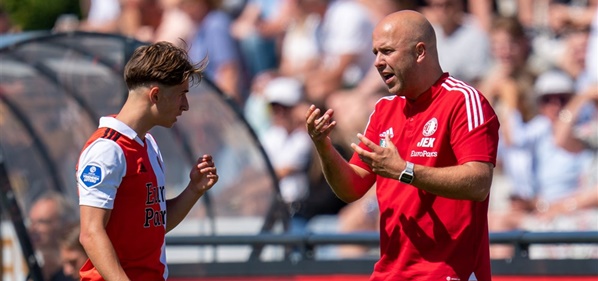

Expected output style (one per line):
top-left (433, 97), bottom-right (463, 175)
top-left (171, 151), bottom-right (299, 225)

top-left (117, 0), bottom-right (195, 46)
top-left (259, 76), bottom-right (313, 233)
top-left (180, 0), bottom-right (248, 104)
top-left (60, 225), bottom-right (88, 280)
top-left (478, 15), bottom-right (538, 215)
top-left (78, 0), bottom-right (120, 32)
top-left (0, 6), bottom-right (15, 33)
top-left (488, 69), bottom-right (595, 259)
top-left (231, 0), bottom-right (294, 80)
top-left (527, 0), bottom-right (597, 74)
top-left (421, 0), bottom-right (491, 85)
top-left (28, 191), bottom-right (79, 281)
top-left (300, 0), bottom-right (375, 106)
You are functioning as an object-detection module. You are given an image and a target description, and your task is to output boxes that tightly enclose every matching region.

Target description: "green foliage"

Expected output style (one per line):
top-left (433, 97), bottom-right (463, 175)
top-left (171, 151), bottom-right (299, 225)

top-left (1, 0), bottom-right (81, 31)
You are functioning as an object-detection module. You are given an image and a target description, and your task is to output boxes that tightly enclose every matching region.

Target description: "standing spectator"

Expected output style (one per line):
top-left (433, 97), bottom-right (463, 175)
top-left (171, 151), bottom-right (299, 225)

top-left (76, 41), bottom-right (218, 280)
top-left (28, 192), bottom-right (78, 281)
top-left (60, 226), bottom-right (88, 280)
top-left (180, 0), bottom-right (247, 104)
top-left (306, 10), bottom-right (499, 280)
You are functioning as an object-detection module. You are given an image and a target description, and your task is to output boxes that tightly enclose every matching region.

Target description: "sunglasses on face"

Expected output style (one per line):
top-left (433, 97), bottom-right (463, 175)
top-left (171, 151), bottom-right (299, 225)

top-left (539, 93), bottom-right (572, 105)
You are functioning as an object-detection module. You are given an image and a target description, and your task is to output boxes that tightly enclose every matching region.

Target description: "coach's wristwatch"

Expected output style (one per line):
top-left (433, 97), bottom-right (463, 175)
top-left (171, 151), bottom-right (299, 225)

top-left (398, 161), bottom-right (415, 184)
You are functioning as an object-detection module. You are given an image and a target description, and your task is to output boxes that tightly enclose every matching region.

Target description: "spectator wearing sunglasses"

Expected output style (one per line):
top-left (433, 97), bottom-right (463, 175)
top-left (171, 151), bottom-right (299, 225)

top-left (489, 68), bottom-right (594, 259)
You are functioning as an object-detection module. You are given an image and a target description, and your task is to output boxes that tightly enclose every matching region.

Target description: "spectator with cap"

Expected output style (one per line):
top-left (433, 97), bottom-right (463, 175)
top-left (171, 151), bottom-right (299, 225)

top-left (489, 68), bottom-right (594, 258)
top-left (259, 76), bottom-right (313, 233)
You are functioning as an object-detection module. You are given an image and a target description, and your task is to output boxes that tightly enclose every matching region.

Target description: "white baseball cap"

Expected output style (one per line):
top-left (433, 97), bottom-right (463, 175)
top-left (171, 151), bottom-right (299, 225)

top-left (263, 77), bottom-right (303, 107)
top-left (534, 69), bottom-right (575, 97)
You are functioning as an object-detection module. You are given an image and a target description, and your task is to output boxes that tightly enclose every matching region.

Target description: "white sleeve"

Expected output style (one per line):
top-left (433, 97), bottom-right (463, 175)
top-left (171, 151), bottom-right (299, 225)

top-left (77, 139), bottom-right (126, 209)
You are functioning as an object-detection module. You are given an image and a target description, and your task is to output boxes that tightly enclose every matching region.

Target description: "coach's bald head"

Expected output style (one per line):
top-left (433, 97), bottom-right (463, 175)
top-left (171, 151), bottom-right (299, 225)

top-left (372, 10), bottom-right (443, 99)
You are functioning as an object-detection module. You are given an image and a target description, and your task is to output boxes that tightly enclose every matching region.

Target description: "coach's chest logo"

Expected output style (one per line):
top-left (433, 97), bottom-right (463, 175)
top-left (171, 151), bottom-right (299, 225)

top-left (422, 118), bottom-right (438, 136)
top-left (416, 118), bottom-right (437, 148)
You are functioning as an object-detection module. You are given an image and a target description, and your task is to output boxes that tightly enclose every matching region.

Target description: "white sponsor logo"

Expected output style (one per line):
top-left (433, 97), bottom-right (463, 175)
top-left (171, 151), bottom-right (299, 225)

top-left (410, 150), bottom-right (438, 157)
top-left (416, 137), bottom-right (435, 148)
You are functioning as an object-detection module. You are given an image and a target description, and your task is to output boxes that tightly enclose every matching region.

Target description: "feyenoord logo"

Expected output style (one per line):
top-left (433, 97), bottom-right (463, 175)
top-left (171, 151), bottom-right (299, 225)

top-left (422, 118), bottom-right (438, 136)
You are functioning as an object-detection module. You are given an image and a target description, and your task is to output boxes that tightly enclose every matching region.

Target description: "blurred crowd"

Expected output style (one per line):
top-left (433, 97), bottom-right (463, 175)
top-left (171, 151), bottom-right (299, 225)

top-left (2, 0), bottom-right (597, 268)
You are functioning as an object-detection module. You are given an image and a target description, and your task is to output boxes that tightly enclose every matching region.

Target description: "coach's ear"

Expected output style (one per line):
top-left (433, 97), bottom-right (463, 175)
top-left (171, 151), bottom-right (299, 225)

top-left (416, 42), bottom-right (426, 62)
top-left (149, 85), bottom-right (160, 103)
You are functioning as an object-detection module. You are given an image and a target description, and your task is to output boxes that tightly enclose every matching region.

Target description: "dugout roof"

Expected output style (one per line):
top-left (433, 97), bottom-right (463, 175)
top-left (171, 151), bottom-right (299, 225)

top-left (0, 32), bottom-right (287, 258)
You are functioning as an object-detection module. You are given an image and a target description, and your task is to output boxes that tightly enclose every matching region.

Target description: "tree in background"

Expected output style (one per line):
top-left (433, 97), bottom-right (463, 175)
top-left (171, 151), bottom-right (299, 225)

top-left (1, 0), bottom-right (80, 31)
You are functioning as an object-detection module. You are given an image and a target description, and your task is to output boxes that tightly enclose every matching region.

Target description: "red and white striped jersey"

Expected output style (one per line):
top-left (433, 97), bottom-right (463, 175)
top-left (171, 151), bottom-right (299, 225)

top-left (76, 117), bottom-right (168, 281)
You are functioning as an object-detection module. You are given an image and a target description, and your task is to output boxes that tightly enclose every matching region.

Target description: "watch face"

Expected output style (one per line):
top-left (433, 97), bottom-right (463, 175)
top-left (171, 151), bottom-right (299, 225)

top-left (400, 172), bottom-right (414, 183)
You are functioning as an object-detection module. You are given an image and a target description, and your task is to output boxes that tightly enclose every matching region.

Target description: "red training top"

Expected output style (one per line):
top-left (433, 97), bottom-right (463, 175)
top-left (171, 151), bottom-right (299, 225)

top-left (350, 73), bottom-right (500, 281)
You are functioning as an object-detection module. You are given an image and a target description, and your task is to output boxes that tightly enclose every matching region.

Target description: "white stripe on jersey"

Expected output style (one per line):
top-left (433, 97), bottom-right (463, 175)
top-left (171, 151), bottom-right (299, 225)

top-left (442, 77), bottom-right (485, 131)
top-left (447, 77), bottom-right (485, 125)
top-left (363, 95), bottom-right (398, 134)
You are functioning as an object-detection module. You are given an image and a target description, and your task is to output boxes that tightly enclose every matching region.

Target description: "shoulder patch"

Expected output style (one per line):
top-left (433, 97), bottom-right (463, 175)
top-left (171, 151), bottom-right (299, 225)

top-left (80, 165), bottom-right (103, 187)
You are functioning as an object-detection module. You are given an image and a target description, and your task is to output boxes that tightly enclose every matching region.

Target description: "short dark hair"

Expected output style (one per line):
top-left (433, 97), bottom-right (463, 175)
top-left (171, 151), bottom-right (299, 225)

top-left (124, 41), bottom-right (207, 89)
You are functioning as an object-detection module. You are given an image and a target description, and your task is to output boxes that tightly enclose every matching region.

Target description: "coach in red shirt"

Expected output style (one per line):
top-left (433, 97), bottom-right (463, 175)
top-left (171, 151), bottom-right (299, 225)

top-left (306, 10), bottom-right (499, 281)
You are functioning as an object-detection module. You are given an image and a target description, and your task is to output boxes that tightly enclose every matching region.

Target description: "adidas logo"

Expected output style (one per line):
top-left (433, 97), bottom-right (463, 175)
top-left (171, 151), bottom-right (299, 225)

top-left (379, 127), bottom-right (394, 138)
top-left (138, 163), bottom-right (147, 173)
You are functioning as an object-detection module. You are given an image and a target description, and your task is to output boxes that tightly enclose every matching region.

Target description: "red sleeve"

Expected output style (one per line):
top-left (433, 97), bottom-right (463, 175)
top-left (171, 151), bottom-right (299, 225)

top-left (450, 93), bottom-right (500, 166)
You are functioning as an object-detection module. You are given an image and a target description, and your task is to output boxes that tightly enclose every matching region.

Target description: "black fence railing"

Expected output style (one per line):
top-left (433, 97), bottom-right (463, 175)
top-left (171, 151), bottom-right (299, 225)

top-left (165, 231), bottom-right (598, 277)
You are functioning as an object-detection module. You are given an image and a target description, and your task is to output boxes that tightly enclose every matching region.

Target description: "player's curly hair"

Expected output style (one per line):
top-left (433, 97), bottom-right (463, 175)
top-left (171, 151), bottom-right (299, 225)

top-left (124, 41), bottom-right (208, 89)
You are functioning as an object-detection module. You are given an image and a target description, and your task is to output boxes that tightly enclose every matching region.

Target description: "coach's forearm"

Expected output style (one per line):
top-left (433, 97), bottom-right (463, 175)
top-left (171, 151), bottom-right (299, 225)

top-left (314, 138), bottom-right (374, 203)
top-left (411, 161), bottom-right (493, 202)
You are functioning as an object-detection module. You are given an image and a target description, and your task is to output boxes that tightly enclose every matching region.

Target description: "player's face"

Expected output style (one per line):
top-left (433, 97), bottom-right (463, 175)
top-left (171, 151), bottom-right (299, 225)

top-left (155, 80), bottom-right (190, 128)
top-left (372, 25), bottom-right (416, 96)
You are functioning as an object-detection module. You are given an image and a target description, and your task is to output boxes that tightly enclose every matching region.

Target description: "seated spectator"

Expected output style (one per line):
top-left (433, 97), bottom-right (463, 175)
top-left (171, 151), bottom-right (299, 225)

top-left (421, 0), bottom-right (491, 85)
top-left (259, 76), bottom-right (313, 233)
top-left (477, 16), bottom-right (538, 212)
top-left (488, 69), bottom-right (595, 259)
top-left (59, 225), bottom-right (88, 280)
top-left (300, 0), bottom-right (375, 106)
top-left (78, 0), bottom-right (121, 33)
top-left (180, 0), bottom-right (247, 104)
top-left (28, 191), bottom-right (78, 281)
top-left (231, 0), bottom-right (294, 79)
top-left (528, 0), bottom-right (596, 74)
top-left (118, 0), bottom-right (195, 46)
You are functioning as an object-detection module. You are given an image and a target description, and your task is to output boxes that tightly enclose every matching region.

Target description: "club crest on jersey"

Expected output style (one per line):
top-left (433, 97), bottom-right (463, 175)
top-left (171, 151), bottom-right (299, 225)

top-left (422, 118), bottom-right (438, 136)
top-left (416, 118), bottom-right (437, 149)
top-left (80, 165), bottom-right (102, 187)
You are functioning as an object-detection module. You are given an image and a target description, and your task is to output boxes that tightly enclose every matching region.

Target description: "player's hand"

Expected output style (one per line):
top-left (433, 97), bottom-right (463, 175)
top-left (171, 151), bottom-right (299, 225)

top-left (305, 104), bottom-right (336, 142)
top-left (189, 154), bottom-right (218, 194)
top-left (351, 134), bottom-right (404, 179)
